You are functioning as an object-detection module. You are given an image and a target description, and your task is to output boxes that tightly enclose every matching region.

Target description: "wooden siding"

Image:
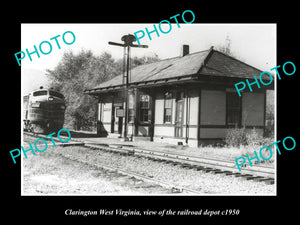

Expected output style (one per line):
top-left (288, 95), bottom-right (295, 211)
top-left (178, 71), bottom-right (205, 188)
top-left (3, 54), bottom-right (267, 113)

top-left (183, 89), bottom-right (199, 126)
top-left (200, 90), bottom-right (226, 125)
top-left (153, 88), bottom-right (199, 141)
top-left (154, 125), bottom-right (174, 136)
top-left (154, 93), bottom-right (164, 124)
top-left (182, 126), bottom-right (198, 139)
top-left (242, 92), bottom-right (265, 126)
top-left (95, 84), bottom-right (267, 147)
top-left (200, 128), bottom-right (225, 139)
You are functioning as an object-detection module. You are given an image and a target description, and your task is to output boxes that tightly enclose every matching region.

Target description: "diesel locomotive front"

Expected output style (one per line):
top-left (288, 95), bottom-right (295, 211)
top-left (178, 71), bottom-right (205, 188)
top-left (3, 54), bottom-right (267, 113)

top-left (23, 87), bottom-right (66, 133)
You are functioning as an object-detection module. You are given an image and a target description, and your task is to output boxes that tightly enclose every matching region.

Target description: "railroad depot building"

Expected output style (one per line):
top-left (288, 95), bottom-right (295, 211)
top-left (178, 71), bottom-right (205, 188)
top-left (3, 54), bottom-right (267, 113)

top-left (84, 46), bottom-right (273, 147)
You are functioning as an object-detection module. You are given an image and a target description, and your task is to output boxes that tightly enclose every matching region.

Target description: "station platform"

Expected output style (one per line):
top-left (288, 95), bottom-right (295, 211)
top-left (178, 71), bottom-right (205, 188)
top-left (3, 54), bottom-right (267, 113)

top-left (67, 130), bottom-right (242, 162)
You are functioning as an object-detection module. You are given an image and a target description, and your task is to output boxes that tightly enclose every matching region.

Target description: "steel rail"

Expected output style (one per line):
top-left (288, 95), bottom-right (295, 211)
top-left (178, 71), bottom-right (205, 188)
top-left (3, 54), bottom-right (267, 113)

top-left (85, 142), bottom-right (275, 181)
top-left (23, 133), bottom-right (203, 194)
top-left (66, 155), bottom-right (203, 194)
top-left (23, 132), bottom-right (275, 184)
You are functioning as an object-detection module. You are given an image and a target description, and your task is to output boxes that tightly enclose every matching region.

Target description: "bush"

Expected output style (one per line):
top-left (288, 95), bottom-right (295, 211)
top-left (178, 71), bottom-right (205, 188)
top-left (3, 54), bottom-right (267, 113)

top-left (225, 127), bottom-right (247, 147)
top-left (225, 128), bottom-right (275, 164)
top-left (225, 127), bottom-right (271, 148)
top-left (245, 128), bottom-right (262, 148)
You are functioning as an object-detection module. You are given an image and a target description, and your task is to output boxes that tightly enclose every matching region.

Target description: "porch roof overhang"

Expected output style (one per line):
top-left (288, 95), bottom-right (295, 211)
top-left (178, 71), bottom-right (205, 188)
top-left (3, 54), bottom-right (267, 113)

top-left (84, 73), bottom-right (197, 95)
top-left (84, 73), bottom-right (274, 95)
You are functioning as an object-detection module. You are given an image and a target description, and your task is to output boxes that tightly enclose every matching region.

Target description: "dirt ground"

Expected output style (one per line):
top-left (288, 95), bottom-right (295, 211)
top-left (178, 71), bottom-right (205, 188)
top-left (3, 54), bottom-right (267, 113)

top-left (22, 145), bottom-right (171, 195)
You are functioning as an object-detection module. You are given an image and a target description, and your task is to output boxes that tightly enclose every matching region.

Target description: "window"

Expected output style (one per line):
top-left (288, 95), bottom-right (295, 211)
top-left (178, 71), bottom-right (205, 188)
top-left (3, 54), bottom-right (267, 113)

top-left (226, 92), bottom-right (241, 126)
top-left (33, 90), bottom-right (47, 96)
top-left (164, 92), bottom-right (172, 123)
top-left (49, 90), bottom-right (64, 99)
top-left (139, 94), bottom-right (150, 123)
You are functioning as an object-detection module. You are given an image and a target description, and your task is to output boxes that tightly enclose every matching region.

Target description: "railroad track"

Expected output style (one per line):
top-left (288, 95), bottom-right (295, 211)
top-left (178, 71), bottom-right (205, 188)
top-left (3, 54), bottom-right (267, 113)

top-left (23, 132), bottom-right (275, 185)
top-left (84, 142), bottom-right (275, 185)
top-left (58, 153), bottom-right (203, 194)
top-left (23, 132), bottom-right (202, 194)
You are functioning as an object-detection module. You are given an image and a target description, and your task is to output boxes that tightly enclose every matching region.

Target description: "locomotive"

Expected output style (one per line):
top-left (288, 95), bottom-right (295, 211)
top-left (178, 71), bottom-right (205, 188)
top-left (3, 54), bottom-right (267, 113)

top-left (23, 87), bottom-right (66, 134)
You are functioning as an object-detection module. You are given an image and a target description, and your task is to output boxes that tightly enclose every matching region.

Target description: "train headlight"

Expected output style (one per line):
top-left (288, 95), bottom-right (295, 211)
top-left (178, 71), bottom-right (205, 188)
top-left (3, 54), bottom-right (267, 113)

top-left (31, 102), bottom-right (40, 108)
top-left (60, 105), bottom-right (66, 110)
top-left (48, 97), bottom-right (54, 101)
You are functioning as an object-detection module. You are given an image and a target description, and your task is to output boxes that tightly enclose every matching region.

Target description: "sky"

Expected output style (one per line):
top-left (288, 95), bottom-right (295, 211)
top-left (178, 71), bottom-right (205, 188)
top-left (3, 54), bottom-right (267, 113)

top-left (21, 23), bottom-right (276, 93)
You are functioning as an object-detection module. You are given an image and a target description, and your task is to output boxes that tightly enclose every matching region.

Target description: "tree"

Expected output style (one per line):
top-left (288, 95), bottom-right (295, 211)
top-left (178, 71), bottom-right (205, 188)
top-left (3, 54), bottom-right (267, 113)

top-left (46, 50), bottom-right (122, 130)
top-left (131, 54), bottom-right (160, 67)
top-left (215, 34), bottom-right (235, 57)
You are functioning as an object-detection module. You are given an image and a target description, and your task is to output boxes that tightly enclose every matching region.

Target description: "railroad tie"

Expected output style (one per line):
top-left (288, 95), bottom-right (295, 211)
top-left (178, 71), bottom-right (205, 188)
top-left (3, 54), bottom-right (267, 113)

top-left (202, 167), bottom-right (215, 173)
top-left (181, 163), bottom-right (193, 168)
top-left (255, 177), bottom-right (275, 185)
top-left (240, 174), bottom-right (255, 180)
top-left (223, 171), bottom-right (234, 175)
top-left (252, 176), bottom-right (265, 182)
top-left (195, 166), bottom-right (206, 171)
top-left (231, 172), bottom-right (244, 177)
top-left (210, 169), bottom-right (223, 174)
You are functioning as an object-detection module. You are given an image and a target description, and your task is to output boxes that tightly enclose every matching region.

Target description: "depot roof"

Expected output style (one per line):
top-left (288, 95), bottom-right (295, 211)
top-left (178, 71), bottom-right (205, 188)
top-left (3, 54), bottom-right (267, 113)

top-left (84, 47), bottom-right (268, 94)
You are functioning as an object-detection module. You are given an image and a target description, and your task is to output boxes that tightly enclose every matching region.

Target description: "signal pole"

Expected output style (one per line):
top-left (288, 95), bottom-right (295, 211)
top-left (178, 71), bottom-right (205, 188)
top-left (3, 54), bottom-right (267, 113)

top-left (108, 34), bottom-right (148, 140)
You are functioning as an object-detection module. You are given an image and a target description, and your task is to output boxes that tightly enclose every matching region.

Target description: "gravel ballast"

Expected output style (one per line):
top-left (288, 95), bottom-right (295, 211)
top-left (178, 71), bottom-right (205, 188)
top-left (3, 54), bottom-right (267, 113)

top-left (22, 144), bottom-right (275, 195)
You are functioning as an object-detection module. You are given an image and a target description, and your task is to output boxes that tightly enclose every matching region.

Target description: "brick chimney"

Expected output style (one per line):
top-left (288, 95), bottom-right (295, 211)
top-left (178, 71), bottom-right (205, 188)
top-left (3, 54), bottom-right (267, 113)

top-left (182, 44), bottom-right (189, 56)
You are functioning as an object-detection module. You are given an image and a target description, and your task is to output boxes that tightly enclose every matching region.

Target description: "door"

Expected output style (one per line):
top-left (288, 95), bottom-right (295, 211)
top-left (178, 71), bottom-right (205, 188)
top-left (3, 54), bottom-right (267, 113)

top-left (117, 106), bottom-right (123, 135)
top-left (114, 106), bottom-right (124, 135)
top-left (175, 92), bottom-right (184, 138)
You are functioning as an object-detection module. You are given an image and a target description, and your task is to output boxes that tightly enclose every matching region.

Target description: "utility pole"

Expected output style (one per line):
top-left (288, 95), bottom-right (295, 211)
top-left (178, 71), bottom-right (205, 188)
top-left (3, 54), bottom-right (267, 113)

top-left (108, 34), bottom-right (148, 140)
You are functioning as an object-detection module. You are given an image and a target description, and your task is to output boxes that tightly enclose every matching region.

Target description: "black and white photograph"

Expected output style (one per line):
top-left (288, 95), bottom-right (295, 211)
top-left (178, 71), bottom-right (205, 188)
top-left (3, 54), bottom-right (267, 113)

top-left (5, 5), bottom-right (298, 224)
top-left (21, 23), bottom-right (276, 196)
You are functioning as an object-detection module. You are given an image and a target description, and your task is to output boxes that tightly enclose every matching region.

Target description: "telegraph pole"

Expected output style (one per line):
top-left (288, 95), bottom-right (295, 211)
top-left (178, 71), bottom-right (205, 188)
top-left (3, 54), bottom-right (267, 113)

top-left (108, 34), bottom-right (148, 140)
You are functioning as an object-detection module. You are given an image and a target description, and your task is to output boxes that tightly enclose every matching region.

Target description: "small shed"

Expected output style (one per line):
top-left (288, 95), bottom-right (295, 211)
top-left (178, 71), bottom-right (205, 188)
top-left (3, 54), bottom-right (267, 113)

top-left (84, 46), bottom-right (273, 147)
